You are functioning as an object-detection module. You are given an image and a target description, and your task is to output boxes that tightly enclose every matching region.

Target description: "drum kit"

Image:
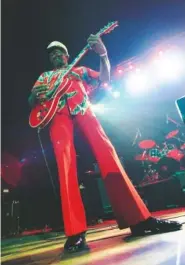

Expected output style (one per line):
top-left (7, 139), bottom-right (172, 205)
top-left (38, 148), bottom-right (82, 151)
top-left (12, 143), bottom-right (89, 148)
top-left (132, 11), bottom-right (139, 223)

top-left (135, 129), bottom-right (185, 186)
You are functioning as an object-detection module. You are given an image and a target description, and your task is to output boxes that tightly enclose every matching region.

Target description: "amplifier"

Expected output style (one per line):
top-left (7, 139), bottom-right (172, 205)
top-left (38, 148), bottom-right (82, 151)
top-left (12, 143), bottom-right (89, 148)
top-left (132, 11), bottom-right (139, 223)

top-left (174, 171), bottom-right (185, 188)
top-left (2, 200), bottom-right (20, 237)
top-left (80, 175), bottom-right (113, 222)
top-left (139, 178), bottom-right (185, 211)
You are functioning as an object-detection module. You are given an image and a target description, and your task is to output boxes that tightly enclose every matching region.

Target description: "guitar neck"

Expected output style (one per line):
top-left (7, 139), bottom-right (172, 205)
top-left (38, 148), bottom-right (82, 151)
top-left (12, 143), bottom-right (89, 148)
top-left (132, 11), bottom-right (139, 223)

top-left (63, 44), bottom-right (90, 77)
top-left (64, 28), bottom-right (104, 76)
top-left (61, 29), bottom-right (104, 78)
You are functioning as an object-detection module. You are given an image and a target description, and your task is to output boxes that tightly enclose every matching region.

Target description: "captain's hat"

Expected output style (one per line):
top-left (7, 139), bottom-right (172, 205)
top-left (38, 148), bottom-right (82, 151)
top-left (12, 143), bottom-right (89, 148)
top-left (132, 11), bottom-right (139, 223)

top-left (47, 41), bottom-right (69, 56)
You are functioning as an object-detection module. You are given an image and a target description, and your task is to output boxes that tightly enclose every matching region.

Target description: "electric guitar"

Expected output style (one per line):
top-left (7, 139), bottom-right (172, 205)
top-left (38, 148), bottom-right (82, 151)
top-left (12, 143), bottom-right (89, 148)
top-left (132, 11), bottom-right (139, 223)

top-left (29, 21), bottom-right (118, 129)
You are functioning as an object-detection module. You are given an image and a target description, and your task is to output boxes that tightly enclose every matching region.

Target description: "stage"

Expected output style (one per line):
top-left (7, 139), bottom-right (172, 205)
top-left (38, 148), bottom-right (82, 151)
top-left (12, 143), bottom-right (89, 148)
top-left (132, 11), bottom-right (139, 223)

top-left (1, 208), bottom-right (185, 265)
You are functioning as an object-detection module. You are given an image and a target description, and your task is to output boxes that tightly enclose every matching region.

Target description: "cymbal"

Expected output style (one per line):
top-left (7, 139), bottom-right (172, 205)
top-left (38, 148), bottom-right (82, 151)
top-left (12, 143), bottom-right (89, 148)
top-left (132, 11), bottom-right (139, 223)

top-left (138, 140), bottom-right (156, 149)
top-left (165, 129), bottom-right (179, 139)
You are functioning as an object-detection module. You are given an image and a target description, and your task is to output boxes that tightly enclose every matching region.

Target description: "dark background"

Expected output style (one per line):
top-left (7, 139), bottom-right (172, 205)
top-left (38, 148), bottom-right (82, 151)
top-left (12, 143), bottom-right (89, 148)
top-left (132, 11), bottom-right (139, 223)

top-left (2, 0), bottom-right (185, 230)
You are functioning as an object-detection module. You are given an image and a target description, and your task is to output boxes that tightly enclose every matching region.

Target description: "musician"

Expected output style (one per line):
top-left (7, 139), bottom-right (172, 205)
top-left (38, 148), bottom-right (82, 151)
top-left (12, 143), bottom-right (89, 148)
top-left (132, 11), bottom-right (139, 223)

top-left (28, 35), bottom-right (182, 253)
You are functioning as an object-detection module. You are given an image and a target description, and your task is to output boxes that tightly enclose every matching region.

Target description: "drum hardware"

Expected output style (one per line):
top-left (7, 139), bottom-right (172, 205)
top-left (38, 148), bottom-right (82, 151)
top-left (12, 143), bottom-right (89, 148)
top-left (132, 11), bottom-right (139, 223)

top-left (164, 124), bottom-right (185, 161)
top-left (135, 150), bottom-right (149, 161)
top-left (166, 114), bottom-right (182, 127)
top-left (172, 136), bottom-right (185, 145)
top-left (140, 163), bottom-right (160, 186)
top-left (135, 113), bottom-right (185, 186)
top-left (148, 148), bottom-right (161, 163)
top-left (180, 143), bottom-right (185, 150)
top-left (136, 136), bottom-right (184, 185)
top-left (132, 128), bottom-right (142, 146)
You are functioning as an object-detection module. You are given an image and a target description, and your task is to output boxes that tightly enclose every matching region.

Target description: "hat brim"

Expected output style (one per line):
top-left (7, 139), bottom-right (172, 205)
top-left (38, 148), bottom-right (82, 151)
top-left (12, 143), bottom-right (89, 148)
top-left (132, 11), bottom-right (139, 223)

top-left (47, 46), bottom-right (69, 56)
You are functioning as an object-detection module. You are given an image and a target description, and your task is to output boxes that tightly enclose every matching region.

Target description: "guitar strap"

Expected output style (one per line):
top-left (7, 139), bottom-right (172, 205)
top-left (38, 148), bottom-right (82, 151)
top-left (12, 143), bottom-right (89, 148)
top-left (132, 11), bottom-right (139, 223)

top-left (37, 128), bottom-right (58, 199)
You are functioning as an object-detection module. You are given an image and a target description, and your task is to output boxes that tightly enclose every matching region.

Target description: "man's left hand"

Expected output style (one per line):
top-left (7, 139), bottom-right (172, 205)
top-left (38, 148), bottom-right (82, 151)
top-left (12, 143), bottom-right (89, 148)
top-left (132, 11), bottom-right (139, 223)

top-left (87, 34), bottom-right (107, 56)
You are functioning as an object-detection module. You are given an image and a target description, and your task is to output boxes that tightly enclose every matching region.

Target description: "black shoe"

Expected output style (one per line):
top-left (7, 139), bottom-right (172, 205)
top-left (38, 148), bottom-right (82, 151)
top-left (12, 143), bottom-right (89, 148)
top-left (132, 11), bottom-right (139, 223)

top-left (130, 217), bottom-right (182, 236)
top-left (64, 232), bottom-right (89, 253)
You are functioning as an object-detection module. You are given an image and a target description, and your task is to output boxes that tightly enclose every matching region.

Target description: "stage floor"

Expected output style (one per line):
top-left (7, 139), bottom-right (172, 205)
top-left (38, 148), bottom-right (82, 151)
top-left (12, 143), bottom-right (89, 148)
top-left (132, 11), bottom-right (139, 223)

top-left (1, 208), bottom-right (185, 265)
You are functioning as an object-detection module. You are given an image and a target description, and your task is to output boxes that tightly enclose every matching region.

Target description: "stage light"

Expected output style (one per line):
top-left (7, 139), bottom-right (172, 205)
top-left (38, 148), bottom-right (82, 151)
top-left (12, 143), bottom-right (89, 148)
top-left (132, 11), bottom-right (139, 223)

top-left (102, 82), bottom-right (109, 88)
top-left (126, 72), bottom-right (148, 95)
top-left (158, 50), bottom-right (163, 56)
top-left (117, 68), bottom-right (123, 74)
top-left (136, 68), bottom-right (141, 73)
top-left (112, 91), bottom-right (120, 98)
top-left (91, 103), bottom-right (105, 113)
top-left (154, 51), bottom-right (184, 80)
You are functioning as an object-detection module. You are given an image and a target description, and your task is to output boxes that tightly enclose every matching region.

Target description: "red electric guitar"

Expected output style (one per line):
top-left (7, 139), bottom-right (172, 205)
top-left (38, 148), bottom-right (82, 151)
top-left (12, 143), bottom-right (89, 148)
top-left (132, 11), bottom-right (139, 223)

top-left (29, 21), bottom-right (118, 129)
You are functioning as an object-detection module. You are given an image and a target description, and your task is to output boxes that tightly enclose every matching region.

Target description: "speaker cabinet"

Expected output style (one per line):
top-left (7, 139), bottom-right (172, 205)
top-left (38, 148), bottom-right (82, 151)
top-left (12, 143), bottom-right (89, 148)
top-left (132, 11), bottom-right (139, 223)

top-left (80, 175), bottom-right (113, 222)
top-left (2, 200), bottom-right (20, 237)
top-left (139, 178), bottom-right (185, 211)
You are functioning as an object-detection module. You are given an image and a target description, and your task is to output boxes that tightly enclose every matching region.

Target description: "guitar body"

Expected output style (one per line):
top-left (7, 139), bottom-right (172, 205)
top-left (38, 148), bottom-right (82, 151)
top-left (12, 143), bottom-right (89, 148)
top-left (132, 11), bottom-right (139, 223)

top-left (29, 78), bottom-right (73, 129)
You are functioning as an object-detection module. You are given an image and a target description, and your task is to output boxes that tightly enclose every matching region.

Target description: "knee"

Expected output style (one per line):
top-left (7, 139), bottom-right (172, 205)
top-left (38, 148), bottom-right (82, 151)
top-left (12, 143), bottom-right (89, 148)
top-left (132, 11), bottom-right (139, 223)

top-left (50, 132), bottom-right (73, 156)
top-left (102, 138), bottom-right (117, 157)
top-left (108, 142), bottom-right (117, 156)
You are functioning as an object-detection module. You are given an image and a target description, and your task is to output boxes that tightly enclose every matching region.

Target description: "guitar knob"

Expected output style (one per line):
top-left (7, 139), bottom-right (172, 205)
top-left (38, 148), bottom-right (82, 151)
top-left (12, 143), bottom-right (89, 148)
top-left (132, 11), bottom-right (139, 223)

top-left (37, 111), bottom-right (44, 120)
top-left (37, 112), bottom-right (41, 118)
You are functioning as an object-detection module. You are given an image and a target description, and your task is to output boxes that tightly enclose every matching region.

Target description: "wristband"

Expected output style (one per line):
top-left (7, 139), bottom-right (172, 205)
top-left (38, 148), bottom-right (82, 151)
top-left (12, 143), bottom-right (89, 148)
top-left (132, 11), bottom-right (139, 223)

top-left (100, 52), bottom-right (107, 57)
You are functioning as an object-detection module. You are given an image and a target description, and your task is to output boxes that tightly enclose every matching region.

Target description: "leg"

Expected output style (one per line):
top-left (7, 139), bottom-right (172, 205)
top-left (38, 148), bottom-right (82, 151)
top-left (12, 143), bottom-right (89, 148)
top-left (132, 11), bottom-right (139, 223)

top-left (49, 109), bottom-right (87, 236)
top-left (75, 108), bottom-right (151, 228)
top-left (75, 108), bottom-right (182, 235)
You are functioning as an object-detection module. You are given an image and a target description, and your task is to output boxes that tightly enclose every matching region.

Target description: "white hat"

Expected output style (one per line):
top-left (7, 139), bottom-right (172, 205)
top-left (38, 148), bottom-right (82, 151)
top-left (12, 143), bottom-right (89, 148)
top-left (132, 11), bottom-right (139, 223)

top-left (47, 41), bottom-right (69, 56)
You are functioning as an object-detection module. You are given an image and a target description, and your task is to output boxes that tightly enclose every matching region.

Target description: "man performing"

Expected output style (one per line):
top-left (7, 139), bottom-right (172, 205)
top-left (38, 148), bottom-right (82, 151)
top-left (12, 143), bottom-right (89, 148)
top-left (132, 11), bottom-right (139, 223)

top-left (28, 35), bottom-right (182, 253)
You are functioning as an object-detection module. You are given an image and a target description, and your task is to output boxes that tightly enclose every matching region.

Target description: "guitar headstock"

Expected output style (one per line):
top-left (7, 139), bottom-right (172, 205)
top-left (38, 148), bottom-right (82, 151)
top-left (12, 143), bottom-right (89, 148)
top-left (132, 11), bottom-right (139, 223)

top-left (97, 21), bottom-right (118, 37)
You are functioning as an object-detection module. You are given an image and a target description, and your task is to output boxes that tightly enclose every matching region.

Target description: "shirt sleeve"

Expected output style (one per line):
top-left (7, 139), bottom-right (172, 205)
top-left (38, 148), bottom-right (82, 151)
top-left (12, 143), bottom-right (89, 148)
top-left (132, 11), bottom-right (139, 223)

top-left (32, 73), bottom-right (47, 91)
top-left (81, 67), bottom-right (100, 90)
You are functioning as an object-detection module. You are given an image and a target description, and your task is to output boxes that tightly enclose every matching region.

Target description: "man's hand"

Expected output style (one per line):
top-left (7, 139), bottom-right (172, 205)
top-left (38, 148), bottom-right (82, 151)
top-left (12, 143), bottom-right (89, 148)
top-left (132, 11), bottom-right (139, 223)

top-left (28, 84), bottom-right (49, 107)
top-left (87, 34), bottom-right (110, 83)
top-left (32, 84), bottom-right (49, 100)
top-left (87, 34), bottom-right (107, 56)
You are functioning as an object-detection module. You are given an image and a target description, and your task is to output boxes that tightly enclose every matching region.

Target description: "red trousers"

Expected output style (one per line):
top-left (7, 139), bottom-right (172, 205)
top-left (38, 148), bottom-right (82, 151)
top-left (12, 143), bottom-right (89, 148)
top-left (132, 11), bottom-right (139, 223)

top-left (50, 107), bottom-right (151, 236)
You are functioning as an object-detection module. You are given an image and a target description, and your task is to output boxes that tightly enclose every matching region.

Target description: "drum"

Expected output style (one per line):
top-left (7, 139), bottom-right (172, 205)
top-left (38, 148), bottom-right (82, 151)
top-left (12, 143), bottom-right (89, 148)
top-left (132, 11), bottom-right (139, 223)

top-left (180, 155), bottom-right (185, 170)
top-left (167, 148), bottom-right (184, 161)
top-left (156, 157), bottom-right (180, 179)
top-left (160, 144), bottom-right (175, 157)
top-left (148, 148), bottom-right (161, 163)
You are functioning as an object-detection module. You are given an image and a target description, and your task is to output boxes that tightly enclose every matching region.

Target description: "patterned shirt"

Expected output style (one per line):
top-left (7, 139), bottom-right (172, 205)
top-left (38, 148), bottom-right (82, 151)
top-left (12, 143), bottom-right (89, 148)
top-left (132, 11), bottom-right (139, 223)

top-left (32, 67), bottom-right (100, 115)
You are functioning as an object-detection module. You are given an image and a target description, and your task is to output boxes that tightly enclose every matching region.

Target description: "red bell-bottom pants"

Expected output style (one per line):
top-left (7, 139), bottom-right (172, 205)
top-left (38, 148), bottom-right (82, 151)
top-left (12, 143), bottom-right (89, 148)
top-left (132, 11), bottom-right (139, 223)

top-left (49, 107), bottom-right (151, 236)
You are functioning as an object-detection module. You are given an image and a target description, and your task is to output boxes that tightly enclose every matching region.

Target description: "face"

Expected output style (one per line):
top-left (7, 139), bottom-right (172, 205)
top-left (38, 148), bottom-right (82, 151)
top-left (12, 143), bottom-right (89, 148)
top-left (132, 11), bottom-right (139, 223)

top-left (49, 48), bottom-right (68, 68)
